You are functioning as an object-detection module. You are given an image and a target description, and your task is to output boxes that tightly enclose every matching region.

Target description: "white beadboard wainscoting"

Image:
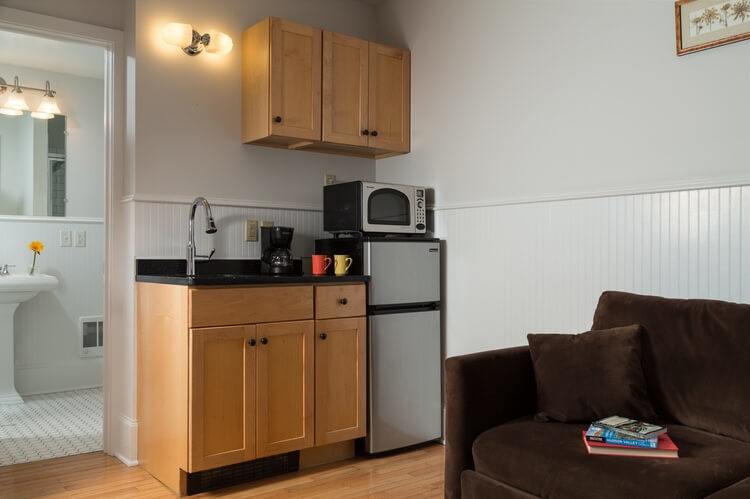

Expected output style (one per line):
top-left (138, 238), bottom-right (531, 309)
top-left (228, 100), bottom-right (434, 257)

top-left (134, 201), bottom-right (326, 259)
top-left (435, 185), bottom-right (750, 359)
top-left (0, 217), bottom-right (104, 395)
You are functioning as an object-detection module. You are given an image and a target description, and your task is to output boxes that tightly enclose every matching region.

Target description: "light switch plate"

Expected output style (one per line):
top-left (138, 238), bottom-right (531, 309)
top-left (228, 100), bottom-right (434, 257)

top-left (260, 220), bottom-right (274, 228)
top-left (74, 231), bottom-right (86, 247)
top-left (59, 230), bottom-right (72, 247)
top-left (245, 220), bottom-right (258, 242)
top-left (324, 173), bottom-right (336, 186)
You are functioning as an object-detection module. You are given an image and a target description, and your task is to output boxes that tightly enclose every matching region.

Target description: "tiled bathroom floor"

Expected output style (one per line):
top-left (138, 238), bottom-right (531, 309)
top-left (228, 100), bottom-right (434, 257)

top-left (0, 387), bottom-right (102, 466)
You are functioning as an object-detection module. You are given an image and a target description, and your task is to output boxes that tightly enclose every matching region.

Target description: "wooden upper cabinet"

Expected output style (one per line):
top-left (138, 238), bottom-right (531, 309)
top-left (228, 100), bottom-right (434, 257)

top-left (322, 31), bottom-right (369, 147)
top-left (368, 42), bottom-right (410, 153)
top-left (270, 18), bottom-right (321, 141)
top-left (188, 325), bottom-right (256, 472)
top-left (256, 320), bottom-right (315, 458)
top-left (315, 317), bottom-right (367, 445)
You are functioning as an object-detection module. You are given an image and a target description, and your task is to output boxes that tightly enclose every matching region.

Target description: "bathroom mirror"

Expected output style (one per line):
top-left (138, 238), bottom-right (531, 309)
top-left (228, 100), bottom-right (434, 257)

top-left (0, 29), bottom-right (105, 219)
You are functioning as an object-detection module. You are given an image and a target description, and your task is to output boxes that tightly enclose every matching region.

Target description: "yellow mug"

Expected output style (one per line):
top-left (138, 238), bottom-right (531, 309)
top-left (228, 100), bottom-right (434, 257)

top-left (334, 254), bottom-right (353, 276)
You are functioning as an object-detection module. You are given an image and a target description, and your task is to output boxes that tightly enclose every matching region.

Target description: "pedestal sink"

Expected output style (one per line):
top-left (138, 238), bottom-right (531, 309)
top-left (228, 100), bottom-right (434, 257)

top-left (0, 273), bottom-right (58, 404)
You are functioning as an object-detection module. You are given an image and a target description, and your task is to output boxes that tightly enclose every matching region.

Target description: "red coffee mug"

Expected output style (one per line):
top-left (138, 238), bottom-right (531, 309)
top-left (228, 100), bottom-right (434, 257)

top-left (312, 254), bottom-right (332, 275)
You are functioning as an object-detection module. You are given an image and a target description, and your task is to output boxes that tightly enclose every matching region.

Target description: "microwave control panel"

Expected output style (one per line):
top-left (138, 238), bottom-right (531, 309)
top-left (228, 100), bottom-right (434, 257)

top-left (415, 188), bottom-right (426, 232)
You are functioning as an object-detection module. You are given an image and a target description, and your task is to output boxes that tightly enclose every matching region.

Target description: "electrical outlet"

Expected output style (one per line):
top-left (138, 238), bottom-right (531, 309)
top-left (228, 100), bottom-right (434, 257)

top-left (260, 220), bottom-right (274, 228)
top-left (245, 220), bottom-right (258, 242)
top-left (324, 174), bottom-right (336, 186)
top-left (74, 231), bottom-right (86, 247)
top-left (59, 230), bottom-right (72, 247)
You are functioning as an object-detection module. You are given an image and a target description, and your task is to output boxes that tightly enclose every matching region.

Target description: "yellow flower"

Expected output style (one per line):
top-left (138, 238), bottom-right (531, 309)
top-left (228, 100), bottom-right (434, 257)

top-left (29, 241), bottom-right (44, 253)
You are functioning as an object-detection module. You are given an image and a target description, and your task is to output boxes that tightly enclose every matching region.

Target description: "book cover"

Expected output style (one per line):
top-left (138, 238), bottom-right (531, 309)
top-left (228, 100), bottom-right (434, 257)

top-left (582, 431), bottom-right (679, 459)
top-left (585, 425), bottom-right (657, 449)
top-left (593, 415), bottom-right (667, 440)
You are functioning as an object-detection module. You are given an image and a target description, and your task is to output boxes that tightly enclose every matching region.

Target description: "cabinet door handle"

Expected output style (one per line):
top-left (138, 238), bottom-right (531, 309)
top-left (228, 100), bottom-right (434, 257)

top-left (260, 337), bottom-right (268, 345)
top-left (319, 333), bottom-right (327, 340)
top-left (339, 298), bottom-right (348, 305)
top-left (370, 130), bottom-right (378, 137)
top-left (274, 116), bottom-right (282, 123)
top-left (248, 338), bottom-right (256, 346)
top-left (362, 129), bottom-right (369, 136)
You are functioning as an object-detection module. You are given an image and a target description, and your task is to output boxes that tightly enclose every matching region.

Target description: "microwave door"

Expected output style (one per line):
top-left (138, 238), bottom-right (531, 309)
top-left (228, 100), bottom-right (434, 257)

top-left (362, 185), bottom-right (415, 234)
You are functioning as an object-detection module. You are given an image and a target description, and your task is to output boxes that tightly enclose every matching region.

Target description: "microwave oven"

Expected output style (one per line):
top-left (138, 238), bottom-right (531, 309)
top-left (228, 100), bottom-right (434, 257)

top-left (323, 181), bottom-right (427, 235)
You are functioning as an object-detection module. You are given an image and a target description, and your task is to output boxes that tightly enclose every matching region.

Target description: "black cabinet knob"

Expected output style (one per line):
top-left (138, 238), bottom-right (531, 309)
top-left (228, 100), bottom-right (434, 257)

top-left (319, 333), bottom-right (327, 340)
top-left (260, 337), bottom-right (268, 345)
top-left (248, 338), bottom-right (256, 346)
top-left (370, 130), bottom-right (378, 137)
top-left (340, 298), bottom-right (348, 305)
top-left (274, 116), bottom-right (282, 123)
top-left (362, 129), bottom-right (369, 135)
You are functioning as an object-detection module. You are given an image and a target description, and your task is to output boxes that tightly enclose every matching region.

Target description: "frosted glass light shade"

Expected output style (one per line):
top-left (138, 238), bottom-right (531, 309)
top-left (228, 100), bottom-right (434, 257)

top-left (205, 30), bottom-right (233, 54)
top-left (162, 23), bottom-right (193, 47)
top-left (37, 94), bottom-right (61, 115)
top-left (4, 89), bottom-right (29, 112)
top-left (0, 107), bottom-right (22, 116)
top-left (31, 111), bottom-right (54, 119)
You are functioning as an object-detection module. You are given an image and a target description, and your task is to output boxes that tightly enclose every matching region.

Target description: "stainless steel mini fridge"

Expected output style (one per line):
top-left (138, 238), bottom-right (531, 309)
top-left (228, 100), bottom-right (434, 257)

top-left (364, 239), bottom-right (442, 453)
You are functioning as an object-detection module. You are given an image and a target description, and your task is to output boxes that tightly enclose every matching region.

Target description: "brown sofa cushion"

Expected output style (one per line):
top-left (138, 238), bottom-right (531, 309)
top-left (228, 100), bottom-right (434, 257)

top-left (472, 419), bottom-right (750, 499)
top-left (527, 325), bottom-right (656, 423)
top-left (592, 291), bottom-right (750, 443)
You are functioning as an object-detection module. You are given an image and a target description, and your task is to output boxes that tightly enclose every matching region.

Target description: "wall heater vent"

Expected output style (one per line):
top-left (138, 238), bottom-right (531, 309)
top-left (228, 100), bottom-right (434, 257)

top-left (80, 316), bottom-right (103, 358)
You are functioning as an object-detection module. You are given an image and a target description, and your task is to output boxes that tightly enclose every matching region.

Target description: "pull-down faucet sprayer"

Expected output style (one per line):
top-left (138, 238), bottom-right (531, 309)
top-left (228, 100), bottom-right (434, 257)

top-left (187, 197), bottom-right (217, 276)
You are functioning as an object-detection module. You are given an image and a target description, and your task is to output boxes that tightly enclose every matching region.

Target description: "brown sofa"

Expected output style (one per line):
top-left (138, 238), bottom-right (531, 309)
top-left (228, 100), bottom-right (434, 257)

top-left (445, 291), bottom-right (750, 499)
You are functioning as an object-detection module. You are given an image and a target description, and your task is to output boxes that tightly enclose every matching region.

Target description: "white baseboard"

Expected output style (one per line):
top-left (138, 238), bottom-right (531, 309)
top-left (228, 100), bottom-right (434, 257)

top-left (115, 414), bottom-right (138, 466)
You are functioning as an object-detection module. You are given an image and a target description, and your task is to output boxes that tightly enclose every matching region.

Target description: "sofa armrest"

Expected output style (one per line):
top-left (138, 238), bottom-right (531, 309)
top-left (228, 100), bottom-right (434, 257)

top-left (444, 346), bottom-right (537, 499)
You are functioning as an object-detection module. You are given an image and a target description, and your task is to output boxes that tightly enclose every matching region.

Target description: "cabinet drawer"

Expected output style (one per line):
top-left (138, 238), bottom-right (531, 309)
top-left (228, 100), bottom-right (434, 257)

top-left (190, 286), bottom-right (313, 327)
top-left (315, 284), bottom-right (366, 319)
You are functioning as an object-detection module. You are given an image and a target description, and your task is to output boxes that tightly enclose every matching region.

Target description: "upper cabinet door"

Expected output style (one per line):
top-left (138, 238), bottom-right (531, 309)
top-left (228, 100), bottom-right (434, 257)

top-left (270, 18), bottom-right (322, 141)
top-left (368, 43), bottom-right (410, 153)
top-left (188, 325), bottom-right (256, 472)
top-left (256, 320), bottom-right (315, 458)
top-left (322, 31), bottom-right (369, 147)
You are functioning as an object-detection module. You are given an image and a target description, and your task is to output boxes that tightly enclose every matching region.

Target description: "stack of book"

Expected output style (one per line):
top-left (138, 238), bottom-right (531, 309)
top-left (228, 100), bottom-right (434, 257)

top-left (582, 416), bottom-right (678, 459)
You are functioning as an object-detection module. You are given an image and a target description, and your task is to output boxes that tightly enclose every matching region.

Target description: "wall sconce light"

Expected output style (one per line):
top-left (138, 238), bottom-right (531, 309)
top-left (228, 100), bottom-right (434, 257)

top-left (0, 76), bottom-right (62, 119)
top-left (161, 22), bottom-right (233, 56)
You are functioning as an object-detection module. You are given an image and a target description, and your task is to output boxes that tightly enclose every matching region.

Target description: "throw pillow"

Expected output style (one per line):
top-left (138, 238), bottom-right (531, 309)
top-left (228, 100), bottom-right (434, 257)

top-left (527, 325), bottom-right (657, 423)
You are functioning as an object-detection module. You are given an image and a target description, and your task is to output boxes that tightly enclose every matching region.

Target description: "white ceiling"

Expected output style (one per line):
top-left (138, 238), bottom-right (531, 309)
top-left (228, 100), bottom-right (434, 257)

top-left (0, 30), bottom-right (105, 80)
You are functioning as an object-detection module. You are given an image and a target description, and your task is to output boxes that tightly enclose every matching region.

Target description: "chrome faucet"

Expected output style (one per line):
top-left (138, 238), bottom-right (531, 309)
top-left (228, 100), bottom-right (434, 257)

top-left (0, 264), bottom-right (12, 276)
top-left (186, 197), bottom-right (217, 276)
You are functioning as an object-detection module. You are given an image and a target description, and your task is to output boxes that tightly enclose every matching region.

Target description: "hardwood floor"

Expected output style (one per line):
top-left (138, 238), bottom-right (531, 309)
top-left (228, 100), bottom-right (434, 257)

top-left (0, 443), bottom-right (444, 498)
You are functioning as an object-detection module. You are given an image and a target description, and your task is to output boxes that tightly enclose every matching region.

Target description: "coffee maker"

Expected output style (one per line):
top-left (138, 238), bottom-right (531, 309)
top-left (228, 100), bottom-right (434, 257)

top-left (261, 226), bottom-right (297, 275)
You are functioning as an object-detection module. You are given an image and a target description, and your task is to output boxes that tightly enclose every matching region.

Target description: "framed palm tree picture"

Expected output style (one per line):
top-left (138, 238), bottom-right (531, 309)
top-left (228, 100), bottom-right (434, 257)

top-left (676, 0), bottom-right (750, 54)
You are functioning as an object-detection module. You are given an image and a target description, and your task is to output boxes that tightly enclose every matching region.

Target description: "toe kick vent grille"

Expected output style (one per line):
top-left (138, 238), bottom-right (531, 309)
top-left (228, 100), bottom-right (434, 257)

top-left (185, 451), bottom-right (300, 495)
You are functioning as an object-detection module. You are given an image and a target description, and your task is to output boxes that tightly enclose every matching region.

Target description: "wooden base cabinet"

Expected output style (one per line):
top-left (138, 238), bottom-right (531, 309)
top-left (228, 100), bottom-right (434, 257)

top-left (189, 325), bottom-right (256, 472)
top-left (137, 282), bottom-right (367, 495)
top-left (256, 321), bottom-right (315, 457)
top-left (315, 317), bottom-right (367, 445)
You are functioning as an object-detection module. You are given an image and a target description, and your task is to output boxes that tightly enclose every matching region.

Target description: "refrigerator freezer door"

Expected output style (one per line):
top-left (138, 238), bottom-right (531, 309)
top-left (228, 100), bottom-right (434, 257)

top-left (365, 241), bottom-right (440, 306)
top-left (366, 310), bottom-right (442, 453)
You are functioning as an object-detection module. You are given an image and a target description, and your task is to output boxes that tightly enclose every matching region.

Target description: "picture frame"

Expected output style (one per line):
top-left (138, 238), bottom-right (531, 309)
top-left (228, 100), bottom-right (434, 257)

top-left (675, 0), bottom-right (750, 55)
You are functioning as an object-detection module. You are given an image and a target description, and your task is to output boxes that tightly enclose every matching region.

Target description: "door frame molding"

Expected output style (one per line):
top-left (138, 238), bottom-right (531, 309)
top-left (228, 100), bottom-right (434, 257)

top-left (0, 6), bottom-right (125, 461)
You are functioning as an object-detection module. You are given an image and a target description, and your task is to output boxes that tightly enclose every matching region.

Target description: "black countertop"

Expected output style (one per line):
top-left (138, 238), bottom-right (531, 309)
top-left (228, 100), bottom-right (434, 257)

top-left (135, 259), bottom-right (369, 286)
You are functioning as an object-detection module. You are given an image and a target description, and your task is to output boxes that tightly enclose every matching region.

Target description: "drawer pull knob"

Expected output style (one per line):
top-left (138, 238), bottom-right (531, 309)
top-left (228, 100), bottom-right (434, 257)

top-left (260, 337), bottom-right (268, 345)
top-left (339, 298), bottom-right (348, 305)
top-left (248, 339), bottom-right (256, 346)
top-left (274, 116), bottom-right (282, 123)
top-left (320, 333), bottom-right (327, 340)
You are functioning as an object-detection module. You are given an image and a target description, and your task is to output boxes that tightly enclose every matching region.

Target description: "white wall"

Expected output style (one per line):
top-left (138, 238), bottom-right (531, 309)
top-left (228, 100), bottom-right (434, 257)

top-left (131, 0), bottom-right (377, 207)
top-left (0, 63), bottom-right (105, 218)
top-left (375, 0), bottom-right (750, 207)
top-left (374, 0), bottom-right (750, 358)
top-left (0, 218), bottom-right (104, 394)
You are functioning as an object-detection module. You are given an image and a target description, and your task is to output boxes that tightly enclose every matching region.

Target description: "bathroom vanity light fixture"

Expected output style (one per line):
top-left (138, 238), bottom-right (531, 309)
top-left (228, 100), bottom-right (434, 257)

top-left (161, 22), bottom-right (233, 56)
top-left (0, 76), bottom-right (62, 119)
